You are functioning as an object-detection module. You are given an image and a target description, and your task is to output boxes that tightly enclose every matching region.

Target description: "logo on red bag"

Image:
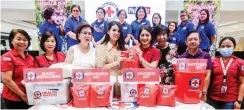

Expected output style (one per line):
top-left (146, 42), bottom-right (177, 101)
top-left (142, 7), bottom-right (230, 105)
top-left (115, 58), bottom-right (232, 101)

top-left (178, 62), bottom-right (186, 70)
top-left (143, 87), bottom-right (150, 95)
top-left (129, 89), bottom-right (137, 96)
top-left (34, 91), bottom-right (42, 99)
top-left (74, 72), bottom-right (84, 80)
top-left (128, 52), bottom-right (134, 59)
top-left (97, 88), bottom-right (105, 95)
top-left (162, 87), bottom-right (169, 94)
top-left (77, 90), bottom-right (86, 98)
top-left (189, 78), bottom-right (201, 89)
top-left (26, 71), bottom-right (36, 80)
top-left (125, 71), bottom-right (134, 80)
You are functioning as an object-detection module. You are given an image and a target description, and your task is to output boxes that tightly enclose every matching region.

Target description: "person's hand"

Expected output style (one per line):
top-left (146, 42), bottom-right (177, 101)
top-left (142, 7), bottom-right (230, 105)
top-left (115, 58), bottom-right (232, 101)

top-left (134, 40), bottom-right (140, 46)
top-left (21, 94), bottom-right (28, 104)
top-left (117, 54), bottom-right (127, 65)
top-left (234, 101), bottom-right (241, 110)
top-left (199, 92), bottom-right (207, 102)
top-left (134, 47), bottom-right (143, 62)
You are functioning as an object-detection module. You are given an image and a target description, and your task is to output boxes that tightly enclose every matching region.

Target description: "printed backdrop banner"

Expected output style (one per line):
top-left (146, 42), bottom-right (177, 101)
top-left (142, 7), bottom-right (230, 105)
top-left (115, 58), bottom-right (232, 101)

top-left (84, 0), bottom-right (166, 25)
top-left (184, 0), bottom-right (221, 28)
top-left (35, 0), bottom-right (73, 27)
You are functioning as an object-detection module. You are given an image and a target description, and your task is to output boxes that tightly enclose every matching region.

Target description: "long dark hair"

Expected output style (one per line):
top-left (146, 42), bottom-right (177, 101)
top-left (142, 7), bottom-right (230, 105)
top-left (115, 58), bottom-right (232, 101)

top-left (40, 30), bottom-right (58, 52)
top-left (135, 6), bottom-right (147, 20)
top-left (101, 21), bottom-right (126, 51)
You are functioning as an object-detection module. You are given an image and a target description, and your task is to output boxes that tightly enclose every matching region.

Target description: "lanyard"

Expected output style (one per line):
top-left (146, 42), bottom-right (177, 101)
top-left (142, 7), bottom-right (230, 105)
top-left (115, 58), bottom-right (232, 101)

top-left (220, 57), bottom-right (233, 83)
top-left (44, 52), bottom-right (58, 67)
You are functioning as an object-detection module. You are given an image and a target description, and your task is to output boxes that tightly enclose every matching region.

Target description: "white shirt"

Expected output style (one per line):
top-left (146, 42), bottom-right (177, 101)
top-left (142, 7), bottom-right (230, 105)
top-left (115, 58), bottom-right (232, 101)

top-left (71, 45), bottom-right (96, 68)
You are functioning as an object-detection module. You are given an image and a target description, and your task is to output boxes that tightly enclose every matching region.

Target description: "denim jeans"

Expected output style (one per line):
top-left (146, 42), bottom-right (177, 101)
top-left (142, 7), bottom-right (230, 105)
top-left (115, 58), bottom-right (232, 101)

top-left (207, 97), bottom-right (235, 109)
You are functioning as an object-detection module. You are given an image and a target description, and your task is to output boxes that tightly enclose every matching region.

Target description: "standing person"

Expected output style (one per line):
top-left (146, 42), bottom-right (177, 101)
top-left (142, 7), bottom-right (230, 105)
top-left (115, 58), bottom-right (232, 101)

top-left (152, 13), bottom-right (165, 30)
top-left (178, 31), bottom-right (212, 102)
top-left (39, 7), bottom-right (64, 51)
top-left (208, 37), bottom-right (244, 109)
top-left (168, 21), bottom-right (178, 44)
top-left (96, 21), bottom-right (126, 97)
top-left (176, 10), bottom-right (195, 55)
top-left (64, 4), bottom-right (87, 49)
top-left (91, 7), bottom-right (109, 45)
top-left (133, 25), bottom-right (160, 68)
top-left (1, 29), bottom-right (37, 109)
top-left (35, 31), bottom-right (66, 68)
top-left (153, 26), bottom-right (177, 85)
top-left (131, 6), bottom-right (151, 45)
top-left (117, 9), bottom-right (132, 46)
top-left (196, 9), bottom-right (216, 52)
top-left (65, 23), bottom-right (96, 68)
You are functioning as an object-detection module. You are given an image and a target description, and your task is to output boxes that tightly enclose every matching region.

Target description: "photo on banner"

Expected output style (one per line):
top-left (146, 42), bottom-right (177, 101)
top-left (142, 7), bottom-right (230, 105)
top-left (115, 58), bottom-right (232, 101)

top-left (184, 0), bottom-right (220, 28)
top-left (84, 0), bottom-right (166, 25)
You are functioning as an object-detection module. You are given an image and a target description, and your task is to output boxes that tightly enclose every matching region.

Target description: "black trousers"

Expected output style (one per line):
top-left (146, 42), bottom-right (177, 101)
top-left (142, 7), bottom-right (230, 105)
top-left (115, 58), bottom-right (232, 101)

top-left (1, 97), bottom-right (31, 109)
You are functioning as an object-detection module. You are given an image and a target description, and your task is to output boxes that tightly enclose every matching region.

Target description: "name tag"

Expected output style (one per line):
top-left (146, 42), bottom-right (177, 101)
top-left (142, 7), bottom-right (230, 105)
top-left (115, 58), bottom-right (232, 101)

top-left (201, 26), bottom-right (204, 29)
top-left (183, 27), bottom-right (187, 30)
top-left (141, 22), bottom-right (146, 25)
top-left (123, 27), bottom-right (128, 29)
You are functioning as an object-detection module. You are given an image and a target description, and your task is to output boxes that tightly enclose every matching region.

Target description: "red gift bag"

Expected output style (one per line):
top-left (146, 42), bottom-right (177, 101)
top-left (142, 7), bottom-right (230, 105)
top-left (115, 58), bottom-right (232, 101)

top-left (137, 84), bottom-right (158, 107)
top-left (121, 50), bottom-right (139, 68)
top-left (70, 85), bottom-right (90, 108)
top-left (157, 85), bottom-right (177, 107)
top-left (175, 59), bottom-right (207, 104)
top-left (90, 85), bottom-right (112, 107)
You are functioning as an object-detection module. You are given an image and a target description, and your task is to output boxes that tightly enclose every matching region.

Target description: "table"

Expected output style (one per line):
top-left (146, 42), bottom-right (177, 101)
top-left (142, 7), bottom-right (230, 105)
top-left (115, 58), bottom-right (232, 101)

top-left (28, 101), bottom-right (214, 110)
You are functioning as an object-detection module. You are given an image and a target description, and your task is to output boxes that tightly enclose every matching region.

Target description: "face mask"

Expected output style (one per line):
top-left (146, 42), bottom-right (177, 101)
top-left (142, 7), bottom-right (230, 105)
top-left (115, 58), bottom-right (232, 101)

top-left (51, 16), bottom-right (57, 22)
top-left (219, 48), bottom-right (234, 57)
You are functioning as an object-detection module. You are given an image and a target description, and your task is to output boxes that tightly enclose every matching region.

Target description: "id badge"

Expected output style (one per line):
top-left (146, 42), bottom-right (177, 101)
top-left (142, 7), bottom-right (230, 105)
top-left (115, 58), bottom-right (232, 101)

top-left (221, 85), bottom-right (227, 93)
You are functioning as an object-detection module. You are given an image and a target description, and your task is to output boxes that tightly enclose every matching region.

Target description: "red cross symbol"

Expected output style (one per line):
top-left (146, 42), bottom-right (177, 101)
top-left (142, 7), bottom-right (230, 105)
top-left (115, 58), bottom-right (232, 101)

top-left (192, 80), bottom-right (199, 86)
top-left (112, 102), bottom-right (131, 108)
top-left (144, 88), bottom-right (150, 95)
top-left (163, 88), bottom-right (168, 94)
top-left (130, 89), bottom-right (137, 96)
top-left (127, 72), bottom-right (133, 79)
top-left (28, 73), bottom-right (34, 79)
top-left (106, 7), bottom-right (114, 17)
top-left (34, 91), bottom-right (41, 98)
top-left (179, 63), bottom-right (185, 69)
top-left (98, 88), bottom-right (104, 95)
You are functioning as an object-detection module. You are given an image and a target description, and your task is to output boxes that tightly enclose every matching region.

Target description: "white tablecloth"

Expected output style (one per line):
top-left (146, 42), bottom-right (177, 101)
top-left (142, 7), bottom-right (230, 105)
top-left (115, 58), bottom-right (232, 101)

top-left (28, 101), bottom-right (214, 110)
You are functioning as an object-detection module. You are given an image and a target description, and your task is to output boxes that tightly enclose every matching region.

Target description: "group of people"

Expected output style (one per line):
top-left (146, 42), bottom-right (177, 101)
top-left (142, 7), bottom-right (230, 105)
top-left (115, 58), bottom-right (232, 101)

top-left (1, 4), bottom-right (243, 110)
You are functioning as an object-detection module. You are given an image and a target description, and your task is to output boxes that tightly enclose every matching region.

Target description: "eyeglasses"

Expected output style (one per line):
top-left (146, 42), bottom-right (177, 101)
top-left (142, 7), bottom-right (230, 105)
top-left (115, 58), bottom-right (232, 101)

top-left (72, 10), bottom-right (80, 12)
top-left (81, 31), bottom-right (92, 36)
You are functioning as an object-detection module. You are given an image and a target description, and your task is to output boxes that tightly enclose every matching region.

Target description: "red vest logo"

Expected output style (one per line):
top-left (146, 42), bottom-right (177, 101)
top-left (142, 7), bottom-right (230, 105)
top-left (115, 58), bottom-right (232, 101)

top-left (189, 78), bottom-right (201, 89)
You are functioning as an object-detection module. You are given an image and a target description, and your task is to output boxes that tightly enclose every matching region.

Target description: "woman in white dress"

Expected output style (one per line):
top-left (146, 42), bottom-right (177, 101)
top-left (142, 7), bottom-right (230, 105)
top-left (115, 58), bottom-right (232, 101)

top-left (65, 23), bottom-right (96, 68)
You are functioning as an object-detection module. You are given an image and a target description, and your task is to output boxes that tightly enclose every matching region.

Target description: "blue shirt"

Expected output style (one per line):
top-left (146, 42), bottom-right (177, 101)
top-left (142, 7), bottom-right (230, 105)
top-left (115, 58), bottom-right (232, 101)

top-left (121, 22), bottom-right (132, 44)
top-left (152, 24), bottom-right (165, 31)
top-left (176, 20), bottom-right (195, 46)
top-left (39, 20), bottom-right (62, 51)
top-left (168, 32), bottom-right (178, 44)
top-left (197, 22), bottom-right (216, 51)
top-left (64, 15), bottom-right (87, 49)
top-left (131, 19), bottom-right (151, 41)
top-left (91, 19), bottom-right (109, 42)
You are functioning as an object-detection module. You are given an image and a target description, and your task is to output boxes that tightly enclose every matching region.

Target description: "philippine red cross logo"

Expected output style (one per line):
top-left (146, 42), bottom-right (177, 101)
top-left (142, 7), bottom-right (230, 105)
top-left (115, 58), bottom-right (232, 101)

top-left (178, 62), bottom-right (186, 70)
top-left (26, 71), bottom-right (36, 81)
top-left (129, 89), bottom-right (137, 97)
top-left (101, 2), bottom-right (119, 21)
top-left (97, 88), bottom-right (105, 95)
top-left (143, 87), bottom-right (150, 95)
top-left (74, 72), bottom-right (84, 80)
top-left (128, 52), bottom-right (134, 59)
top-left (162, 87), bottom-right (169, 94)
top-left (34, 91), bottom-right (42, 99)
top-left (125, 71), bottom-right (134, 80)
top-left (189, 78), bottom-right (201, 89)
top-left (77, 90), bottom-right (86, 98)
